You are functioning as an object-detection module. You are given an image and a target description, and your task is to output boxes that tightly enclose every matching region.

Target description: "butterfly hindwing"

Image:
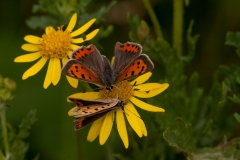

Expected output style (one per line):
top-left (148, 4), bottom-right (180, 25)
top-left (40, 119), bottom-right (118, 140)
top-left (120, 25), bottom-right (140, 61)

top-left (74, 110), bottom-right (111, 130)
top-left (115, 54), bottom-right (154, 83)
top-left (112, 42), bottom-right (142, 75)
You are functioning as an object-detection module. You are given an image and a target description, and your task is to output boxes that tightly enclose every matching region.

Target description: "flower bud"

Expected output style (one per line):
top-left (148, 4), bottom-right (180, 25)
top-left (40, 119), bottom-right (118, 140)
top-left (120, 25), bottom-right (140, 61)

top-left (137, 20), bottom-right (149, 40)
top-left (0, 88), bottom-right (12, 102)
top-left (3, 78), bottom-right (16, 91)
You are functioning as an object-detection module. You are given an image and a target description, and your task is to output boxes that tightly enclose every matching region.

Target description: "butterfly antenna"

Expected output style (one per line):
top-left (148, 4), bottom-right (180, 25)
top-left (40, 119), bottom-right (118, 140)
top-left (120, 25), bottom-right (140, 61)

top-left (124, 107), bottom-right (144, 121)
top-left (119, 106), bottom-right (129, 117)
top-left (101, 91), bottom-right (112, 101)
top-left (122, 81), bottom-right (137, 102)
top-left (118, 104), bottom-right (143, 121)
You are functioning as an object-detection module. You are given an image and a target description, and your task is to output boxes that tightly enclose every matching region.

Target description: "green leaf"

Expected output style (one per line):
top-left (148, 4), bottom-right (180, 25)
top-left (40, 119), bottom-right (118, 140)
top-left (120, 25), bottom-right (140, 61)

top-left (182, 20), bottom-right (200, 63)
top-left (26, 16), bottom-right (58, 30)
top-left (193, 137), bottom-right (240, 160)
top-left (188, 72), bottom-right (200, 94)
top-left (228, 94), bottom-right (240, 104)
top-left (128, 14), bottom-right (141, 42)
top-left (233, 112), bottom-right (240, 123)
top-left (18, 109), bottom-right (38, 139)
top-left (218, 65), bottom-right (231, 75)
top-left (225, 32), bottom-right (240, 47)
top-left (234, 150), bottom-right (240, 159)
top-left (163, 117), bottom-right (195, 155)
top-left (225, 32), bottom-right (240, 57)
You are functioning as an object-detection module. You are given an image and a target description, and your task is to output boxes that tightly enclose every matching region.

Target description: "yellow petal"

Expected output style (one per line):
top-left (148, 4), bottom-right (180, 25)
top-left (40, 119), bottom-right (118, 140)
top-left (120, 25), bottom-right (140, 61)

top-left (62, 57), bottom-right (78, 88)
top-left (67, 92), bottom-right (100, 101)
top-left (133, 83), bottom-right (169, 98)
top-left (126, 102), bottom-right (147, 136)
top-left (71, 38), bottom-right (84, 43)
top-left (67, 50), bottom-right (73, 57)
top-left (45, 26), bottom-right (55, 35)
top-left (130, 96), bottom-right (165, 112)
top-left (71, 44), bottom-right (81, 50)
top-left (124, 103), bottom-right (142, 137)
top-left (87, 116), bottom-right (104, 142)
top-left (134, 83), bottom-right (166, 91)
top-left (99, 112), bottom-right (114, 145)
top-left (71, 29), bottom-right (99, 43)
top-left (85, 29), bottom-right (99, 40)
top-left (22, 57), bottom-right (48, 80)
top-left (71, 18), bottom-right (97, 37)
top-left (66, 76), bottom-right (78, 88)
top-left (21, 44), bottom-right (40, 52)
top-left (68, 106), bottom-right (78, 116)
top-left (66, 13), bottom-right (77, 32)
top-left (116, 109), bottom-right (129, 148)
top-left (14, 52), bottom-right (41, 62)
top-left (24, 35), bottom-right (42, 44)
top-left (43, 58), bottom-right (54, 89)
top-left (51, 58), bottom-right (61, 85)
top-left (130, 72), bottom-right (152, 85)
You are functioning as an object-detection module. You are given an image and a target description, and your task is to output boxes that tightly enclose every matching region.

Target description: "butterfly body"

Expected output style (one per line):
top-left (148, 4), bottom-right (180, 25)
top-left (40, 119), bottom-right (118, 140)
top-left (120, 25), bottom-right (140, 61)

top-left (62, 42), bottom-right (154, 90)
top-left (68, 97), bottom-right (125, 130)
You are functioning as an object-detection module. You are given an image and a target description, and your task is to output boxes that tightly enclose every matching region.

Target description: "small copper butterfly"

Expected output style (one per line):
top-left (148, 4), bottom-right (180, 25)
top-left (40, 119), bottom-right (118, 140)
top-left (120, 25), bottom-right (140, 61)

top-left (61, 42), bottom-right (154, 90)
top-left (68, 97), bottom-right (125, 130)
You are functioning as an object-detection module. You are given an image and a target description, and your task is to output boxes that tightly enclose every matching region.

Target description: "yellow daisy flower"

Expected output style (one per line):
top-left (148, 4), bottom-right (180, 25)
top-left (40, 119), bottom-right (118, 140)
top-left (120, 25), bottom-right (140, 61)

top-left (14, 13), bottom-right (99, 89)
top-left (68, 72), bottom-right (169, 148)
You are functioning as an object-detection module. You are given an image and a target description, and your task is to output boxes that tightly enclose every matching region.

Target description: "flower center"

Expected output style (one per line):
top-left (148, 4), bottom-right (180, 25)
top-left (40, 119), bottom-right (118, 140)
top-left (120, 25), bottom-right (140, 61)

top-left (38, 26), bottom-right (72, 58)
top-left (99, 81), bottom-right (134, 103)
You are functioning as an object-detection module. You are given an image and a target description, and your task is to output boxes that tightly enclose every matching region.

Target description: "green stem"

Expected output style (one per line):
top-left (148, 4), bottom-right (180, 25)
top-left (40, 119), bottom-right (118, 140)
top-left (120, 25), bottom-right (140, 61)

top-left (173, 0), bottom-right (184, 57)
top-left (142, 0), bottom-right (164, 40)
top-left (0, 102), bottom-right (10, 158)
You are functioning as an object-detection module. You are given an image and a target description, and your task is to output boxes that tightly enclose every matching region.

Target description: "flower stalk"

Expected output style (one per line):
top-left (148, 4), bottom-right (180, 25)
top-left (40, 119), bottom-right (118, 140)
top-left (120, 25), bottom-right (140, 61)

top-left (173, 0), bottom-right (184, 57)
top-left (142, 0), bottom-right (163, 40)
top-left (0, 102), bottom-right (10, 158)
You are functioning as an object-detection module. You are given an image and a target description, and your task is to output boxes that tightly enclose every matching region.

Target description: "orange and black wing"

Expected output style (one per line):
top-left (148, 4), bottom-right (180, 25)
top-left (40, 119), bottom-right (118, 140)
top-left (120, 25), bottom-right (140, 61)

top-left (62, 59), bottom-right (102, 85)
top-left (115, 54), bottom-right (154, 83)
top-left (112, 42), bottom-right (142, 75)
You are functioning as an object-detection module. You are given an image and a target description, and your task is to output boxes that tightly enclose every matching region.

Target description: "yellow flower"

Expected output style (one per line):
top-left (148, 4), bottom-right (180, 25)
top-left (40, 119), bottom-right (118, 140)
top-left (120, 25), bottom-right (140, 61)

top-left (14, 13), bottom-right (99, 89)
top-left (68, 72), bottom-right (169, 148)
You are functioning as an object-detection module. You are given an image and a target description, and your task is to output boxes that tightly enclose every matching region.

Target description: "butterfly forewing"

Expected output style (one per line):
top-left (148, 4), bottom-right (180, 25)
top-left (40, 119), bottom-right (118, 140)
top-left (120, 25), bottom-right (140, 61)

top-left (112, 42), bottom-right (142, 75)
top-left (73, 100), bottom-right (125, 130)
top-left (71, 45), bottom-right (105, 74)
top-left (69, 98), bottom-right (118, 117)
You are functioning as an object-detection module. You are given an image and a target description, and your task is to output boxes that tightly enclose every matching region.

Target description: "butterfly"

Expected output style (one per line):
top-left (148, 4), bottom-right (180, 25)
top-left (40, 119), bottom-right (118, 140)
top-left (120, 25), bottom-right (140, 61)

top-left (68, 97), bottom-right (125, 130)
top-left (61, 42), bottom-right (154, 90)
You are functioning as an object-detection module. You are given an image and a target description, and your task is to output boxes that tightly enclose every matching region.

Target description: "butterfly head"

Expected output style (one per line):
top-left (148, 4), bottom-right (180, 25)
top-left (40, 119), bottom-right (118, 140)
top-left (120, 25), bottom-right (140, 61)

top-left (105, 84), bottom-right (114, 91)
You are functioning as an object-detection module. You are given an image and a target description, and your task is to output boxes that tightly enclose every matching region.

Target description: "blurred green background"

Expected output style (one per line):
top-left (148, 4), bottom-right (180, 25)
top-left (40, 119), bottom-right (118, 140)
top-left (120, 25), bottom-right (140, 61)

top-left (0, 0), bottom-right (240, 159)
